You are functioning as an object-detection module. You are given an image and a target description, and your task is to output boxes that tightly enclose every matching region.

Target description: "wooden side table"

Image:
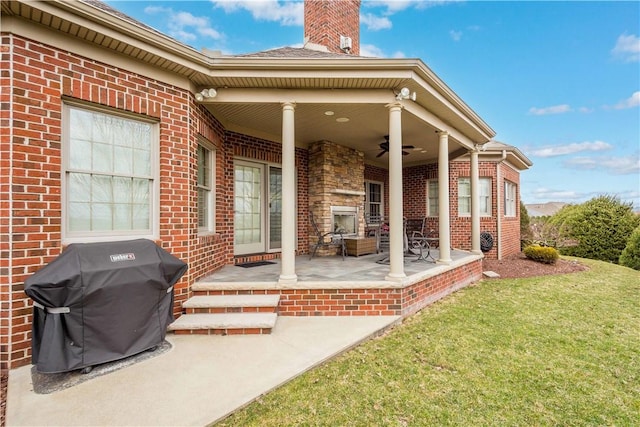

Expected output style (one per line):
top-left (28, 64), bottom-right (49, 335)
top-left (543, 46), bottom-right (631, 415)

top-left (344, 237), bottom-right (377, 257)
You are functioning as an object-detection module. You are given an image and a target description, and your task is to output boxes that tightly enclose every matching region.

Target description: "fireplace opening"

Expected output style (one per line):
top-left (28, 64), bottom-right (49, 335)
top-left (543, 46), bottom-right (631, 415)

top-left (331, 206), bottom-right (358, 236)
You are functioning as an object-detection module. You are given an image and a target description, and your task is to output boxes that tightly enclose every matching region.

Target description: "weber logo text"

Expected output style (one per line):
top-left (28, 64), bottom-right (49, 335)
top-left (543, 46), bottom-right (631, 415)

top-left (110, 253), bottom-right (136, 262)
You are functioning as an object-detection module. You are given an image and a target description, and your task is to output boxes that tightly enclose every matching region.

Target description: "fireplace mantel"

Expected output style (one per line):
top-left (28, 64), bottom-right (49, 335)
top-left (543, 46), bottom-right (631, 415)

top-left (331, 189), bottom-right (365, 196)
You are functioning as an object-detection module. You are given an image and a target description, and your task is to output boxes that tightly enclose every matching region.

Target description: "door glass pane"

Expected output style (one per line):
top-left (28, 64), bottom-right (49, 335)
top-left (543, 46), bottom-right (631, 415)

top-left (269, 167), bottom-right (282, 250)
top-left (234, 164), bottom-right (262, 245)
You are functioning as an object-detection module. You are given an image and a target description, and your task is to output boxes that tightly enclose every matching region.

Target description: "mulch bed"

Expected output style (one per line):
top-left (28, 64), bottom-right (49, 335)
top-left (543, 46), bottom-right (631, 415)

top-left (483, 252), bottom-right (588, 279)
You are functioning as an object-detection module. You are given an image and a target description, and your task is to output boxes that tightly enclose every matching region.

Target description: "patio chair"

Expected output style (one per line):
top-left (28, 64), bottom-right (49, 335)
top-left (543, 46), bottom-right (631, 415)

top-left (309, 211), bottom-right (346, 260)
top-left (365, 213), bottom-right (383, 253)
top-left (406, 218), bottom-right (435, 262)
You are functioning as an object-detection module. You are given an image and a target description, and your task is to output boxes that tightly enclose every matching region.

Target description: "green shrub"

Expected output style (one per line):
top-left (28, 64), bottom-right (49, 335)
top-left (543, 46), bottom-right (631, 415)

top-left (520, 201), bottom-right (533, 250)
top-left (619, 225), bottom-right (640, 270)
top-left (548, 195), bottom-right (640, 263)
top-left (524, 244), bottom-right (560, 264)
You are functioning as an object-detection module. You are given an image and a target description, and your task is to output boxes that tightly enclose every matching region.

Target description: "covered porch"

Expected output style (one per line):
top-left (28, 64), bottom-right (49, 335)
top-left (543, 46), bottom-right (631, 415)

top-left (190, 249), bottom-right (483, 318)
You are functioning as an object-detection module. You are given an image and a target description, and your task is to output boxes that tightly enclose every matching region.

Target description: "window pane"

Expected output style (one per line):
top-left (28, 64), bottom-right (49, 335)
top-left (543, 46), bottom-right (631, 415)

top-left (198, 188), bottom-right (207, 228)
top-left (68, 202), bottom-right (90, 231)
top-left (114, 204), bottom-right (133, 230)
top-left (92, 203), bottom-right (113, 231)
top-left (114, 146), bottom-right (133, 175)
top-left (65, 105), bottom-right (154, 236)
top-left (69, 138), bottom-right (92, 171)
top-left (92, 142), bottom-right (112, 173)
top-left (428, 180), bottom-right (439, 216)
top-left (68, 173), bottom-right (91, 202)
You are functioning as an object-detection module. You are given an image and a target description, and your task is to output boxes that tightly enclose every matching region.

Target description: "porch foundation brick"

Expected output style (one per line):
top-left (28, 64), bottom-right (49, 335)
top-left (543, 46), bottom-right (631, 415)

top-left (189, 257), bottom-right (481, 317)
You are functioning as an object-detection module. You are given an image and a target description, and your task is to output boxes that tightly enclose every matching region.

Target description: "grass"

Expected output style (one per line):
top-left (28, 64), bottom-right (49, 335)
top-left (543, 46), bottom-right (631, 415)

top-left (215, 258), bottom-right (640, 426)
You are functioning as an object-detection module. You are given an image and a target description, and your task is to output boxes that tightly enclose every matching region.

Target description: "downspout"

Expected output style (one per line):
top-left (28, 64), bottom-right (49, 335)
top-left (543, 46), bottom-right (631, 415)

top-left (496, 150), bottom-right (507, 260)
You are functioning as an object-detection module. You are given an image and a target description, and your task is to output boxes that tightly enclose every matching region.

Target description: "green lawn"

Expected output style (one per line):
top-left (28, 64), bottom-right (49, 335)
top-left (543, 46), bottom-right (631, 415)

top-left (216, 258), bottom-right (640, 426)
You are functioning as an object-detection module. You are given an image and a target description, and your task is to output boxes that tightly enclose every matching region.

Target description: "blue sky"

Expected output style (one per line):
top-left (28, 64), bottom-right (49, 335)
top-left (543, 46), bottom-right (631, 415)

top-left (107, 0), bottom-right (640, 209)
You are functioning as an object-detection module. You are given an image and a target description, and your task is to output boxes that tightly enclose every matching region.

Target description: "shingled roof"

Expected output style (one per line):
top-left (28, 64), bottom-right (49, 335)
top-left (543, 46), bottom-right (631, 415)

top-left (233, 46), bottom-right (361, 58)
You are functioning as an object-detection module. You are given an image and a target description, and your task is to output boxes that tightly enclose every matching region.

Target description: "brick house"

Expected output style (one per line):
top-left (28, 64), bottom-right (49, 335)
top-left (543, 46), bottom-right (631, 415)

top-left (1, 0), bottom-right (531, 371)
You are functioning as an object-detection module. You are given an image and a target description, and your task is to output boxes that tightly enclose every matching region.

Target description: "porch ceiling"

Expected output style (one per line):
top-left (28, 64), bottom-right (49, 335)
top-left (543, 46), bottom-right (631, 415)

top-left (206, 101), bottom-right (445, 167)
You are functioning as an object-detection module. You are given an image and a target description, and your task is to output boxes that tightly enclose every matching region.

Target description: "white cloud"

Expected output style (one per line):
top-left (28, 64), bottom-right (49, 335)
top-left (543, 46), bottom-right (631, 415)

top-left (449, 30), bottom-right (462, 41)
top-left (211, 1), bottom-right (304, 26)
top-left (363, 0), bottom-right (461, 14)
top-left (361, 13), bottom-right (392, 30)
top-left (609, 91), bottom-right (640, 110)
top-left (531, 188), bottom-right (584, 201)
top-left (391, 51), bottom-right (406, 59)
top-left (360, 43), bottom-right (385, 58)
top-left (612, 33), bottom-right (640, 62)
top-left (528, 104), bottom-right (572, 116)
top-left (564, 154), bottom-right (640, 175)
top-left (366, 0), bottom-right (415, 13)
top-left (144, 6), bottom-right (223, 42)
top-left (529, 141), bottom-right (612, 158)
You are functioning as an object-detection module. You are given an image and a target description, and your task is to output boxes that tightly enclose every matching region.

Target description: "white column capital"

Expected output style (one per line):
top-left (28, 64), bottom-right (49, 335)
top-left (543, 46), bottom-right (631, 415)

top-left (385, 101), bottom-right (404, 111)
top-left (438, 130), bottom-right (450, 138)
top-left (281, 101), bottom-right (296, 110)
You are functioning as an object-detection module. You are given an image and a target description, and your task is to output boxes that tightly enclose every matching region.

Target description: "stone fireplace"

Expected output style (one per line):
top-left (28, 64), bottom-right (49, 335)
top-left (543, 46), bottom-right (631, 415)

top-left (331, 206), bottom-right (358, 236)
top-left (309, 140), bottom-right (365, 255)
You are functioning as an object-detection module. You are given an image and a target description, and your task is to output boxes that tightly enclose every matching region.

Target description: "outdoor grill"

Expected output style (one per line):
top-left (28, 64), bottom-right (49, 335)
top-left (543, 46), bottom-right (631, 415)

top-left (25, 239), bottom-right (188, 374)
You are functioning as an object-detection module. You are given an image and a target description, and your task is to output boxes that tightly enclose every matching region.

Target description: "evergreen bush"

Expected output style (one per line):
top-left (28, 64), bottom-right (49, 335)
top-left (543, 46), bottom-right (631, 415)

top-left (619, 225), bottom-right (640, 270)
top-left (520, 201), bottom-right (532, 250)
top-left (548, 195), bottom-right (640, 263)
top-left (524, 244), bottom-right (559, 264)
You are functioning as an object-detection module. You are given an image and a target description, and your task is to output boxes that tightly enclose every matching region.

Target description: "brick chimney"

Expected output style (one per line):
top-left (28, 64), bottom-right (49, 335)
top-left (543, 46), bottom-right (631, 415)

top-left (304, 0), bottom-right (360, 55)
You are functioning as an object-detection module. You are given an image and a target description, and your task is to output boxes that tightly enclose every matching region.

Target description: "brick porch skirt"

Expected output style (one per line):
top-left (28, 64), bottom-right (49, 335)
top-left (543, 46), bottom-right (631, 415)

top-left (194, 256), bottom-right (483, 318)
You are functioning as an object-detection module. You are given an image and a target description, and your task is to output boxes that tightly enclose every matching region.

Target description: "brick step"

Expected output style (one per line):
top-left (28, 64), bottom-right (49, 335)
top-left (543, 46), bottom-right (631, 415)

top-left (182, 294), bottom-right (280, 314)
top-left (168, 312), bottom-right (277, 335)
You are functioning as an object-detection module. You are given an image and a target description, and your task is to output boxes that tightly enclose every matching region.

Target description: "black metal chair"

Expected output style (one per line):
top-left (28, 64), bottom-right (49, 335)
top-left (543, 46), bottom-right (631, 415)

top-left (309, 211), bottom-right (346, 260)
top-left (406, 218), bottom-right (436, 262)
top-left (364, 213), bottom-right (383, 253)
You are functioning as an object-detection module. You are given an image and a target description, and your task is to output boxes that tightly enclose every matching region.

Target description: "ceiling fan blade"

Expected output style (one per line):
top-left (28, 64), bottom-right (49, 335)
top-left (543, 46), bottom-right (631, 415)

top-left (402, 150), bottom-right (409, 156)
top-left (376, 151), bottom-right (386, 158)
top-left (402, 145), bottom-right (415, 149)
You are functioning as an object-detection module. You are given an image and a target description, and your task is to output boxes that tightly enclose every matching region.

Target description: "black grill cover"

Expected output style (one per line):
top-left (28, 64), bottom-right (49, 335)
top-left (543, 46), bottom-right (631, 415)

top-left (25, 239), bottom-right (188, 373)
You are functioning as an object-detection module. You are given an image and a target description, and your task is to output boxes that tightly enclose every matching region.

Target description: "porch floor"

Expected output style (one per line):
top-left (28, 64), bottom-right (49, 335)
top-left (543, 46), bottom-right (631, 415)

top-left (201, 249), bottom-right (475, 284)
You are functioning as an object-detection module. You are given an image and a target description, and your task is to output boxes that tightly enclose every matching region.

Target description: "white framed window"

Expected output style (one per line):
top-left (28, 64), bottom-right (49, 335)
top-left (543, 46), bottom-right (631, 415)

top-left (458, 177), bottom-right (492, 216)
top-left (427, 179), bottom-right (439, 216)
top-left (197, 141), bottom-right (215, 233)
top-left (364, 180), bottom-right (384, 220)
top-left (62, 103), bottom-right (158, 242)
top-left (505, 181), bottom-right (517, 217)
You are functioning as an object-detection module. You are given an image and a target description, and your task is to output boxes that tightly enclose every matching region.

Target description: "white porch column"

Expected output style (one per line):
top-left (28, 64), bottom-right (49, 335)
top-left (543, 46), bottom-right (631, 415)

top-left (470, 148), bottom-right (482, 254)
top-left (385, 102), bottom-right (406, 281)
top-left (279, 102), bottom-right (297, 284)
top-left (438, 131), bottom-right (452, 263)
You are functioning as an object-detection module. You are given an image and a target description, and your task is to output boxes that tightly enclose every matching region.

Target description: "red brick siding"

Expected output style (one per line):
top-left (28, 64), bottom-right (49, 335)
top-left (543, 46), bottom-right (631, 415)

top-left (449, 161), bottom-right (499, 257)
top-left (1, 34), bottom-right (14, 371)
top-left (2, 34), bottom-right (223, 367)
top-left (304, 0), bottom-right (361, 55)
top-left (499, 162), bottom-right (521, 257)
top-left (189, 106), bottom-right (230, 291)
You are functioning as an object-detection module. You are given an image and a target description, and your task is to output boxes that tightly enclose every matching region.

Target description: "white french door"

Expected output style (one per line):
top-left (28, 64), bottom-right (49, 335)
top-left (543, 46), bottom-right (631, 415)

top-left (234, 161), bottom-right (284, 255)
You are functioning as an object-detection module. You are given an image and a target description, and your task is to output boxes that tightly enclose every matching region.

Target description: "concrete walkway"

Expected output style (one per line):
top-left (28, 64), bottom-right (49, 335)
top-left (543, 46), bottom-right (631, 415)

top-left (7, 316), bottom-right (400, 426)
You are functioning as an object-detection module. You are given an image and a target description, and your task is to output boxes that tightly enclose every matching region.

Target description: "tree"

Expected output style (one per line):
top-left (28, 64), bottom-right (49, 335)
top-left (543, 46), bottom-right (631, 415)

top-left (619, 225), bottom-right (640, 270)
top-left (520, 201), bottom-right (532, 249)
top-left (548, 195), bottom-right (640, 263)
